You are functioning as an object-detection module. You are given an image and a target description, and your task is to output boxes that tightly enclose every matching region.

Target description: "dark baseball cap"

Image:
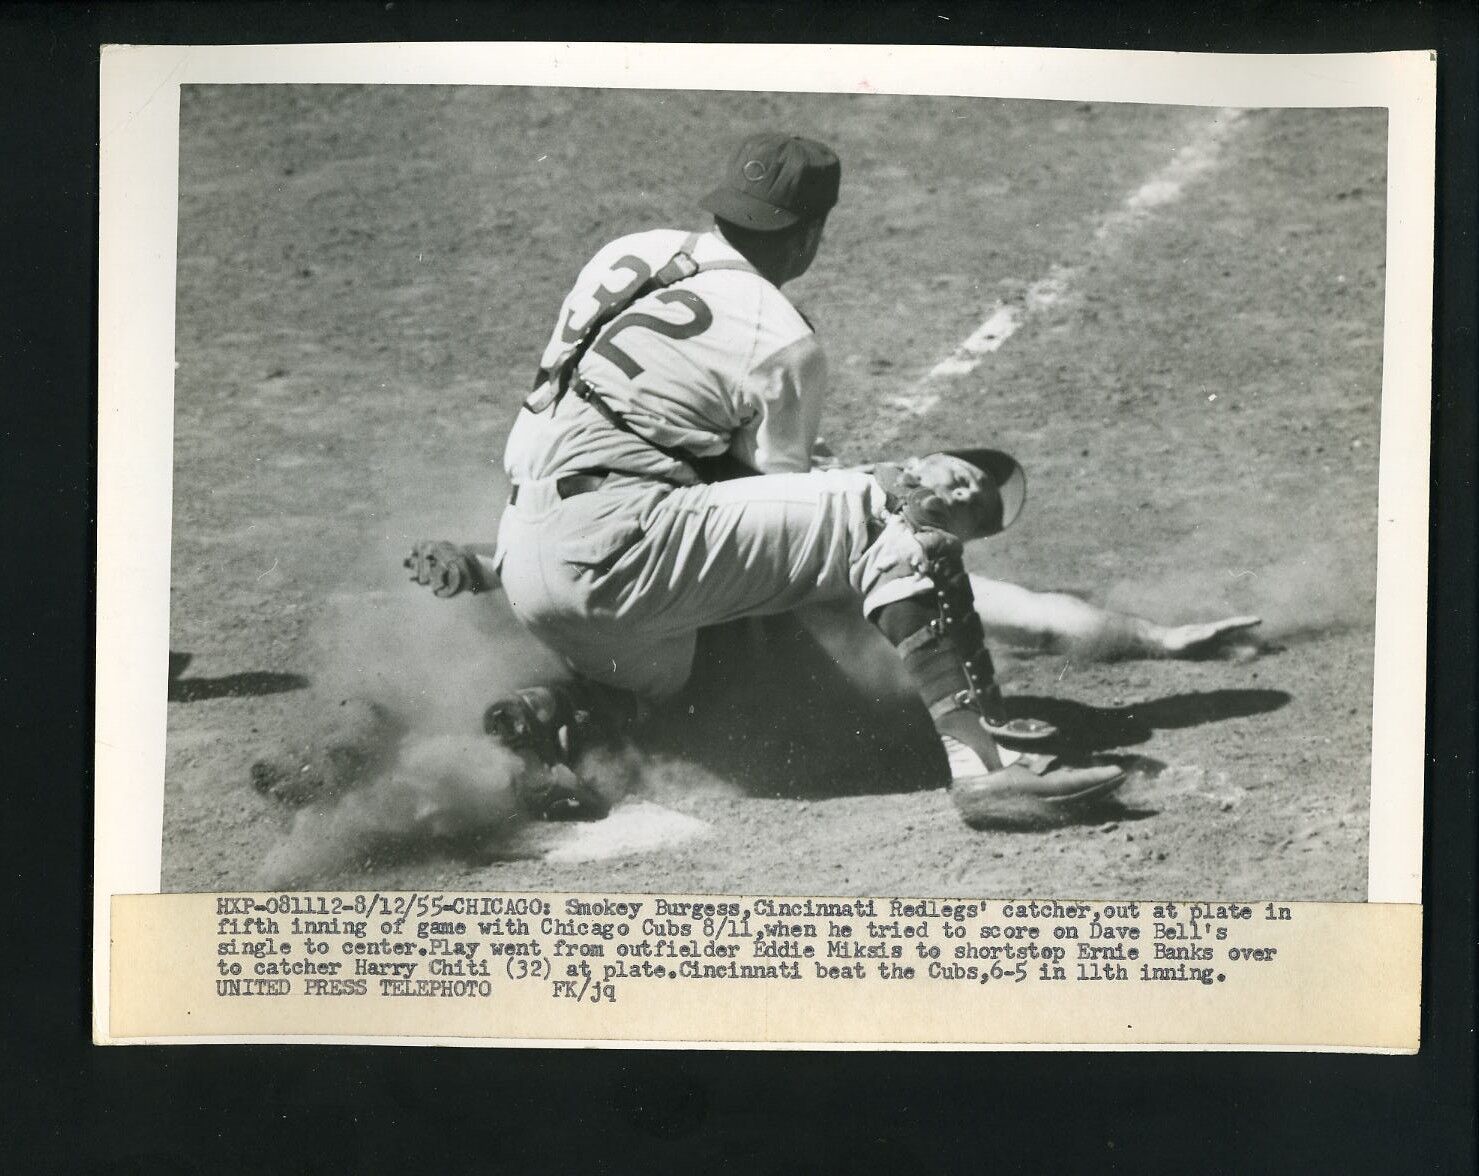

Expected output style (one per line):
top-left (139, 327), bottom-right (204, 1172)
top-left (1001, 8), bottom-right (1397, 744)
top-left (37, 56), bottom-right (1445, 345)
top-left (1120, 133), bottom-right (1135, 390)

top-left (944, 448), bottom-right (1027, 535)
top-left (701, 132), bottom-right (841, 231)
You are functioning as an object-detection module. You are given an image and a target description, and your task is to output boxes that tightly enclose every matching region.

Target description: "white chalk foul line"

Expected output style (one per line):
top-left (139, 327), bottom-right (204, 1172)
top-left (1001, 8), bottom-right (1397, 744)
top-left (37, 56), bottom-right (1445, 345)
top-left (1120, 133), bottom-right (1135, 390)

top-left (890, 108), bottom-right (1246, 417)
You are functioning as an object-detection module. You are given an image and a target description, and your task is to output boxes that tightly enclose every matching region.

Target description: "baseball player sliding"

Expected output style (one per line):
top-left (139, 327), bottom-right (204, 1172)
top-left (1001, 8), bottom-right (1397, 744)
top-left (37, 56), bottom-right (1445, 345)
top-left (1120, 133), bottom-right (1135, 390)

top-left (408, 132), bottom-right (1260, 831)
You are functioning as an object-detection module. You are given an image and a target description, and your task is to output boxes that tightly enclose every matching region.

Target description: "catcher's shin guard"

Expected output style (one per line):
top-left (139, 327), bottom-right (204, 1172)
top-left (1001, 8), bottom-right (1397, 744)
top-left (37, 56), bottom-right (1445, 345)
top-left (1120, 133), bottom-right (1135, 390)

top-left (872, 531), bottom-right (1124, 829)
top-left (482, 681), bottom-right (644, 821)
top-left (877, 528), bottom-right (1054, 742)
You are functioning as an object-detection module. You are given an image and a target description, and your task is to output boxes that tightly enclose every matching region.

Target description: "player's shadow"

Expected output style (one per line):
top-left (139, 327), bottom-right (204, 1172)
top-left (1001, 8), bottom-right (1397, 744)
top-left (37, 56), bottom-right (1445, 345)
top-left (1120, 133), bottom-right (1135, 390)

top-left (646, 618), bottom-right (1290, 801)
top-left (167, 651), bottom-right (309, 702)
top-left (646, 616), bottom-right (942, 799)
top-left (1002, 689), bottom-right (1293, 757)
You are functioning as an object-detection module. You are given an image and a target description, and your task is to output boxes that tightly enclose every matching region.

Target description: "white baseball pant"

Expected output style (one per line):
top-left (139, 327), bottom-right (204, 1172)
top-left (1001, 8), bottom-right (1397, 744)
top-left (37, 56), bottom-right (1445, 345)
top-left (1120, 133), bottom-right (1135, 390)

top-left (495, 469), bottom-right (935, 698)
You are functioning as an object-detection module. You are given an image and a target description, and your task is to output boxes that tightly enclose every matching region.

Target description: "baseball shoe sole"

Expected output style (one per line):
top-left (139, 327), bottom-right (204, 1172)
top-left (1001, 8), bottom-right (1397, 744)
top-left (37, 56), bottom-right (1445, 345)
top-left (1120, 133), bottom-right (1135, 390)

top-left (950, 762), bottom-right (1126, 831)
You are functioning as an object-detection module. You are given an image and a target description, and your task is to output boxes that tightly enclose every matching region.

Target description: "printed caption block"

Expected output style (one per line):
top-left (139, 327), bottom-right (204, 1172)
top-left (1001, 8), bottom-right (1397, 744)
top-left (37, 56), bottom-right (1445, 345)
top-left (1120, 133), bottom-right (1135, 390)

top-left (109, 893), bottom-right (1419, 1049)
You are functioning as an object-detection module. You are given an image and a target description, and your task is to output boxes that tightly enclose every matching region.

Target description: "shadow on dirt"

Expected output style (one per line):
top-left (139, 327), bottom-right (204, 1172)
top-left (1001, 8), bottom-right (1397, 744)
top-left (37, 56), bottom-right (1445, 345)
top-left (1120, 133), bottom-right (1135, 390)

top-left (642, 619), bottom-right (1291, 801)
top-left (170, 673), bottom-right (311, 702)
top-left (1005, 689), bottom-right (1292, 756)
top-left (643, 617), bottom-right (944, 800)
top-left (168, 651), bottom-right (309, 702)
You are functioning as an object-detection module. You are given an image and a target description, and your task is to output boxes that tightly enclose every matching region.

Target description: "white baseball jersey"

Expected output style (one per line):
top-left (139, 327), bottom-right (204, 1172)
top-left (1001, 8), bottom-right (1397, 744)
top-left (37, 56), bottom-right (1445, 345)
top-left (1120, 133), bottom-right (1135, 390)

top-left (504, 228), bottom-right (826, 484)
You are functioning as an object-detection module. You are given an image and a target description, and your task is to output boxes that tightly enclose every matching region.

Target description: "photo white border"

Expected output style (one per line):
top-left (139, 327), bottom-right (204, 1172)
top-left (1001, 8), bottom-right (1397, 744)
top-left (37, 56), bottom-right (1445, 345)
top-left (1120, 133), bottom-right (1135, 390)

top-left (95, 42), bottom-right (1434, 1043)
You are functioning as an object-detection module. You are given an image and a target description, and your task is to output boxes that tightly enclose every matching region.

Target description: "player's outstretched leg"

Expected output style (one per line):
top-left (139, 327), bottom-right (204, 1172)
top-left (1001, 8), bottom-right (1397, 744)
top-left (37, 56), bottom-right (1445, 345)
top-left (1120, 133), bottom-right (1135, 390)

top-left (969, 575), bottom-right (1262, 660)
top-left (871, 530), bottom-right (1125, 829)
top-left (483, 680), bottom-right (647, 821)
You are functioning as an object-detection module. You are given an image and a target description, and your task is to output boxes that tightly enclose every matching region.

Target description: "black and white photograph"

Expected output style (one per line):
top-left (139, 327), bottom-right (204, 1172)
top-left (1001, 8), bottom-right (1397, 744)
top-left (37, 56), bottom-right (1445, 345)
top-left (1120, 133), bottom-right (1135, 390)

top-left (148, 75), bottom-right (1405, 902)
top-left (1, 14), bottom-right (1453, 1167)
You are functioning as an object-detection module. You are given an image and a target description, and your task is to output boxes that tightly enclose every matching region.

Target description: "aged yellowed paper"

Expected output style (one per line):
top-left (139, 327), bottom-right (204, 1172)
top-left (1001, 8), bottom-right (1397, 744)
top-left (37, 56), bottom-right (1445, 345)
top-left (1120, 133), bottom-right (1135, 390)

top-left (96, 43), bottom-right (1433, 1048)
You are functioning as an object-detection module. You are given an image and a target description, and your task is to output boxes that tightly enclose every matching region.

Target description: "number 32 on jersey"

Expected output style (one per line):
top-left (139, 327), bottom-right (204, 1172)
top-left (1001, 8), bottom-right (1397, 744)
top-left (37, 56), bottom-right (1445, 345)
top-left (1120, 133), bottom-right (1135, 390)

top-left (561, 254), bottom-right (714, 380)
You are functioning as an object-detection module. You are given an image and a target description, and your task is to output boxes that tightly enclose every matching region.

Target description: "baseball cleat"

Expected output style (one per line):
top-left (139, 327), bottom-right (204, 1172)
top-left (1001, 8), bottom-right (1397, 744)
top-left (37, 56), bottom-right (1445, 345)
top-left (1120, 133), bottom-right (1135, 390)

top-left (948, 756), bottom-right (1126, 831)
top-left (934, 706), bottom-right (1125, 830)
top-left (483, 686), bottom-right (612, 821)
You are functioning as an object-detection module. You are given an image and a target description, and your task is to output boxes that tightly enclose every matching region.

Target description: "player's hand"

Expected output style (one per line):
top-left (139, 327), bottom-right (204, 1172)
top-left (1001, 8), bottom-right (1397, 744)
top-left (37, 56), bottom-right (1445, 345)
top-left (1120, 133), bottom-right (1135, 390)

top-left (404, 540), bottom-right (487, 598)
top-left (1159, 615), bottom-right (1262, 659)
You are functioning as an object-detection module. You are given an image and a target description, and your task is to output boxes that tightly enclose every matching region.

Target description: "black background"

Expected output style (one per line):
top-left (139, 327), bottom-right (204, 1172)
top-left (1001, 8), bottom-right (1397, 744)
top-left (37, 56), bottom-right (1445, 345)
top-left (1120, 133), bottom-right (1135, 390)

top-left (1, 2), bottom-right (1473, 1171)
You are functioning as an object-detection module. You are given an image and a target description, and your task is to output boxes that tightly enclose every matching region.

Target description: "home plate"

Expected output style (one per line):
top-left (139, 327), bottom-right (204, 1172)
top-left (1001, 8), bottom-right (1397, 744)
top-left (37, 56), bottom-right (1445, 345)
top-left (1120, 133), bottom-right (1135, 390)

top-left (541, 800), bottom-right (714, 863)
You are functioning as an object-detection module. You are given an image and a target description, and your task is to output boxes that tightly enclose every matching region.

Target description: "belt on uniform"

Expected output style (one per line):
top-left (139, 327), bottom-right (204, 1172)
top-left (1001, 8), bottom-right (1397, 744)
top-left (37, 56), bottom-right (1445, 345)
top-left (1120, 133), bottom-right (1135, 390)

top-left (508, 473), bottom-right (606, 506)
top-left (507, 468), bottom-right (685, 506)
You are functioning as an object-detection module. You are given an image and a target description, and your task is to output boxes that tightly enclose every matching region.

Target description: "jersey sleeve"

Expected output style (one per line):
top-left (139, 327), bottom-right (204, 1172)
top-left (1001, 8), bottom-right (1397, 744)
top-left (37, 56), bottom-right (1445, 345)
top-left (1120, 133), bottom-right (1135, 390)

top-left (731, 332), bottom-right (828, 474)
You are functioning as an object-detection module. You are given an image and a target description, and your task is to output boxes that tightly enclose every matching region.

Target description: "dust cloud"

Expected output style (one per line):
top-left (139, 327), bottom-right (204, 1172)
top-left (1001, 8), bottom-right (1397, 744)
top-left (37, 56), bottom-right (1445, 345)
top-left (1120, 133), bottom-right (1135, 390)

top-left (257, 481), bottom-right (559, 884)
top-left (256, 477), bottom-right (742, 883)
top-left (1104, 532), bottom-right (1377, 646)
top-left (259, 734), bottom-right (525, 887)
top-left (312, 481), bottom-right (563, 736)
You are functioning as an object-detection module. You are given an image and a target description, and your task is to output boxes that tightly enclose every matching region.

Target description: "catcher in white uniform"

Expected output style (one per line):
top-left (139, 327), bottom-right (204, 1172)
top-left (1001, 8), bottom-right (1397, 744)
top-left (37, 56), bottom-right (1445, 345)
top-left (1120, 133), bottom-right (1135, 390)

top-left (410, 132), bottom-right (1258, 829)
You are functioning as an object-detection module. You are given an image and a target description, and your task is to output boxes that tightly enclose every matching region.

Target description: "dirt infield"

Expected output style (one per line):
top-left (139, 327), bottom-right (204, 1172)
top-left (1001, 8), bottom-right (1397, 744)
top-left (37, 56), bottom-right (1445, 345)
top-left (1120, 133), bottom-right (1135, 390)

top-left (163, 87), bottom-right (1386, 899)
